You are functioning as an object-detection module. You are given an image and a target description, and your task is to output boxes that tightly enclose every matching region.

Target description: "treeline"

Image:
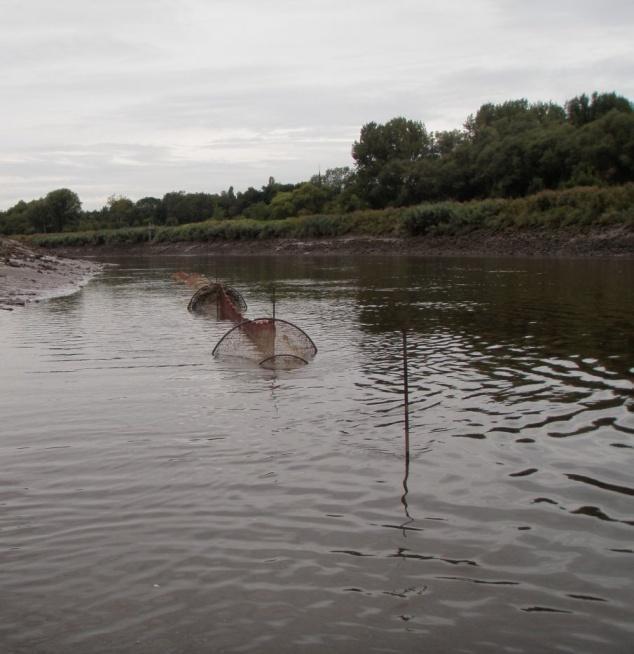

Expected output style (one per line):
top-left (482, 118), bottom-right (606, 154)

top-left (26, 185), bottom-right (634, 249)
top-left (1, 91), bottom-right (633, 236)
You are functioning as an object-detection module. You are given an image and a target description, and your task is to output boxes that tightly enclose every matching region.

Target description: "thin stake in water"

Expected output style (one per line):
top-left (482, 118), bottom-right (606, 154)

top-left (402, 327), bottom-right (410, 460)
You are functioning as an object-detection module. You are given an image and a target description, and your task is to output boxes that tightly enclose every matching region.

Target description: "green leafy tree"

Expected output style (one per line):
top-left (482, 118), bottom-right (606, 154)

top-left (0, 200), bottom-right (33, 234)
top-left (432, 130), bottom-right (466, 157)
top-left (106, 195), bottom-right (137, 228)
top-left (243, 201), bottom-right (271, 220)
top-left (352, 117), bottom-right (433, 207)
top-left (566, 92), bottom-right (633, 127)
top-left (574, 110), bottom-right (634, 184)
top-left (44, 188), bottom-right (82, 232)
top-left (26, 199), bottom-right (54, 233)
top-left (269, 191), bottom-right (295, 219)
top-left (135, 197), bottom-right (163, 225)
top-left (310, 166), bottom-right (355, 193)
top-left (269, 183), bottom-right (329, 219)
top-left (464, 100), bottom-right (565, 140)
top-left (162, 191), bottom-right (216, 225)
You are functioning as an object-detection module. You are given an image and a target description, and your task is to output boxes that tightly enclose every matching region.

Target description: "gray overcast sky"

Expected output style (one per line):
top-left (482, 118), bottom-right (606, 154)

top-left (1, 0), bottom-right (633, 209)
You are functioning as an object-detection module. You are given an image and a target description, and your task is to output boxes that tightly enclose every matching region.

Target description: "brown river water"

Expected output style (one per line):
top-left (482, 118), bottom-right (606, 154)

top-left (1, 255), bottom-right (633, 653)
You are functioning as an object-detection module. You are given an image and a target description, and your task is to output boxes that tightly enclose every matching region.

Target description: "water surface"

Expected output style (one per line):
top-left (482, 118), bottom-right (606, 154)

top-left (1, 255), bottom-right (633, 653)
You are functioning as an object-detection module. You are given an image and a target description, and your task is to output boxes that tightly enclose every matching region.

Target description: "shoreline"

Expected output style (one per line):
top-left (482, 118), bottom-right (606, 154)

top-left (51, 226), bottom-right (634, 259)
top-left (0, 238), bottom-right (102, 311)
top-left (2, 227), bottom-right (631, 310)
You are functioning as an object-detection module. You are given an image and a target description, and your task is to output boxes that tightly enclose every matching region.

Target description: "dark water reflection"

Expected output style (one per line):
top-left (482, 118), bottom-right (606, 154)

top-left (0, 255), bottom-right (632, 653)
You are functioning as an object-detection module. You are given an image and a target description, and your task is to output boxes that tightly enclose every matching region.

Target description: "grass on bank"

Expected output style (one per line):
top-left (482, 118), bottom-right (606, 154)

top-left (23, 184), bottom-right (634, 248)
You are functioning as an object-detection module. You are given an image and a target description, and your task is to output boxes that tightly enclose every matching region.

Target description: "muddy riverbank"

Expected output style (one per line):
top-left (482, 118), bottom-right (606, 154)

top-left (50, 225), bottom-right (634, 259)
top-left (0, 237), bottom-right (102, 311)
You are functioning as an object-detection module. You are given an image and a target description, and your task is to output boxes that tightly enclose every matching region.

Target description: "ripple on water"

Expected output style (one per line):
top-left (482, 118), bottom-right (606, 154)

top-left (0, 255), bottom-right (633, 653)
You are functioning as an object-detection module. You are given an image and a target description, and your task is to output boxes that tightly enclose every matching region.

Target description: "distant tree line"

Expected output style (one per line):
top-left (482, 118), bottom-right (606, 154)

top-left (1, 91), bottom-right (632, 235)
top-left (351, 91), bottom-right (634, 207)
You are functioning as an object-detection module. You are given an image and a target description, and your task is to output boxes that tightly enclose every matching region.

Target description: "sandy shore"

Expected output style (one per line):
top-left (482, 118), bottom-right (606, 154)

top-left (0, 238), bottom-right (102, 311)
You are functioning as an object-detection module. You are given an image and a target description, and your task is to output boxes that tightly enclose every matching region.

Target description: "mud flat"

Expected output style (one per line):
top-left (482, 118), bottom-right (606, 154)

top-left (51, 225), bottom-right (634, 259)
top-left (0, 237), bottom-right (102, 311)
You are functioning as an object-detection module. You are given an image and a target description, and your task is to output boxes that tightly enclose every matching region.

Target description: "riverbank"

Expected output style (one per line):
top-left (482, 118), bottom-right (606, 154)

top-left (0, 237), bottom-right (102, 311)
top-left (48, 225), bottom-right (634, 259)
top-left (19, 185), bottom-right (634, 258)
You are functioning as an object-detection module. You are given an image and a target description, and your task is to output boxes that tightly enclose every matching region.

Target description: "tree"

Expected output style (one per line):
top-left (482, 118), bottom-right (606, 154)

top-left (464, 100), bottom-right (565, 140)
top-left (218, 186), bottom-right (239, 217)
top-left (352, 117), bottom-right (433, 207)
top-left (235, 186), bottom-right (267, 216)
top-left (310, 166), bottom-right (354, 193)
top-left (44, 188), bottom-right (82, 232)
top-left (269, 183), bottom-right (329, 219)
top-left (161, 191), bottom-right (216, 225)
top-left (107, 195), bottom-right (137, 228)
top-left (27, 199), bottom-right (54, 233)
top-left (432, 130), bottom-right (465, 157)
top-left (0, 201), bottom-right (32, 234)
top-left (566, 92), bottom-right (633, 127)
top-left (574, 110), bottom-right (634, 184)
top-left (135, 197), bottom-right (162, 225)
top-left (243, 201), bottom-right (271, 220)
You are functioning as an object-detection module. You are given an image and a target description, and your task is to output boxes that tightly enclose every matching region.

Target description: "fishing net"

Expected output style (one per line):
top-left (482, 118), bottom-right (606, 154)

top-left (174, 272), bottom-right (317, 369)
top-left (212, 318), bottom-right (317, 369)
top-left (187, 283), bottom-right (247, 319)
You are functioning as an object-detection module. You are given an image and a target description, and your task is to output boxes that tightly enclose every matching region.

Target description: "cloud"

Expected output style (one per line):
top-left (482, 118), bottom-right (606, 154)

top-left (1, 0), bottom-right (633, 209)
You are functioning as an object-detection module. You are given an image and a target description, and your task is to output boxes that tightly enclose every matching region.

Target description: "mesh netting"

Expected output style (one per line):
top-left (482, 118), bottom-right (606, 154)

top-left (212, 317), bottom-right (317, 368)
top-left (224, 286), bottom-right (247, 312)
top-left (187, 283), bottom-right (247, 318)
top-left (174, 272), bottom-right (317, 369)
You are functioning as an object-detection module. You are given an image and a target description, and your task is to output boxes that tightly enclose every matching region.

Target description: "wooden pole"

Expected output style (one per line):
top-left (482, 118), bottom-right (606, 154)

top-left (402, 328), bottom-right (410, 461)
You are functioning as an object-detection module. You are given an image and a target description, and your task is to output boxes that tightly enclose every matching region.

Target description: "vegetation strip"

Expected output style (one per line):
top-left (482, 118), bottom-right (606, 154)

top-left (19, 185), bottom-right (634, 250)
top-left (1, 91), bottom-right (633, 242)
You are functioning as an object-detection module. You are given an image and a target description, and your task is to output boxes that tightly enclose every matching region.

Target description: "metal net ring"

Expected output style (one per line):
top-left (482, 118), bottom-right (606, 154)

top-left (224, 286), bottom-right (247, 312)
top-left (212, 317), bottom-right (317, 363)
top-left (259, 354), bottom-right (310, 370)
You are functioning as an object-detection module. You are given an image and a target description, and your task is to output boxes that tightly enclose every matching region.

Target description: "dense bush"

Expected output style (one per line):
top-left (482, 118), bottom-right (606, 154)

top-left (401, 205), bottom-right (460, 235)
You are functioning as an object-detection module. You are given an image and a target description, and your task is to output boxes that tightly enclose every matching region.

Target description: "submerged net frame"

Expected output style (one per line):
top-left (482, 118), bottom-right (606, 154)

top-left (212, 317), bottom-right (318, 369)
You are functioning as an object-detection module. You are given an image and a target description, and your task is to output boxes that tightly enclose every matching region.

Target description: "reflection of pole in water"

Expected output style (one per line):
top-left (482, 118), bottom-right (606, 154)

top-left (215, 272), bottom-right (219, 320)
top-left (401, 455), bottom-right (412, 526)
top-left (269, 378), bottom-right (280, 417)
top-left (271, 284), bottom-right (276, 319)
top-left (400, 327), bottom-right (413, 527)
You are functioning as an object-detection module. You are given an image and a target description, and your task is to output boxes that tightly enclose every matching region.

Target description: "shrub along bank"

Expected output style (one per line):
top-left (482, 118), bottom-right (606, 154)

top-left (22, 184), bottom-right (634, 249)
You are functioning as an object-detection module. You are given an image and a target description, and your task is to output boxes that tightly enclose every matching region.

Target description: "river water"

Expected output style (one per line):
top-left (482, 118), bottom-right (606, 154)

top-left (1, 255), bottom-right (632, 654)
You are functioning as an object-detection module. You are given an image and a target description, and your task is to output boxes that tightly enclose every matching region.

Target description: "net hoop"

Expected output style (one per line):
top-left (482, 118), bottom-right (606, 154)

top-left (225, 286), bottom-right (247, 312)
top-left (188, 283), bottom-right (247, 314)
top-left (212, 317), bottom-right (318, 358)
top-left (259, 353), bottom-right (309, 369)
